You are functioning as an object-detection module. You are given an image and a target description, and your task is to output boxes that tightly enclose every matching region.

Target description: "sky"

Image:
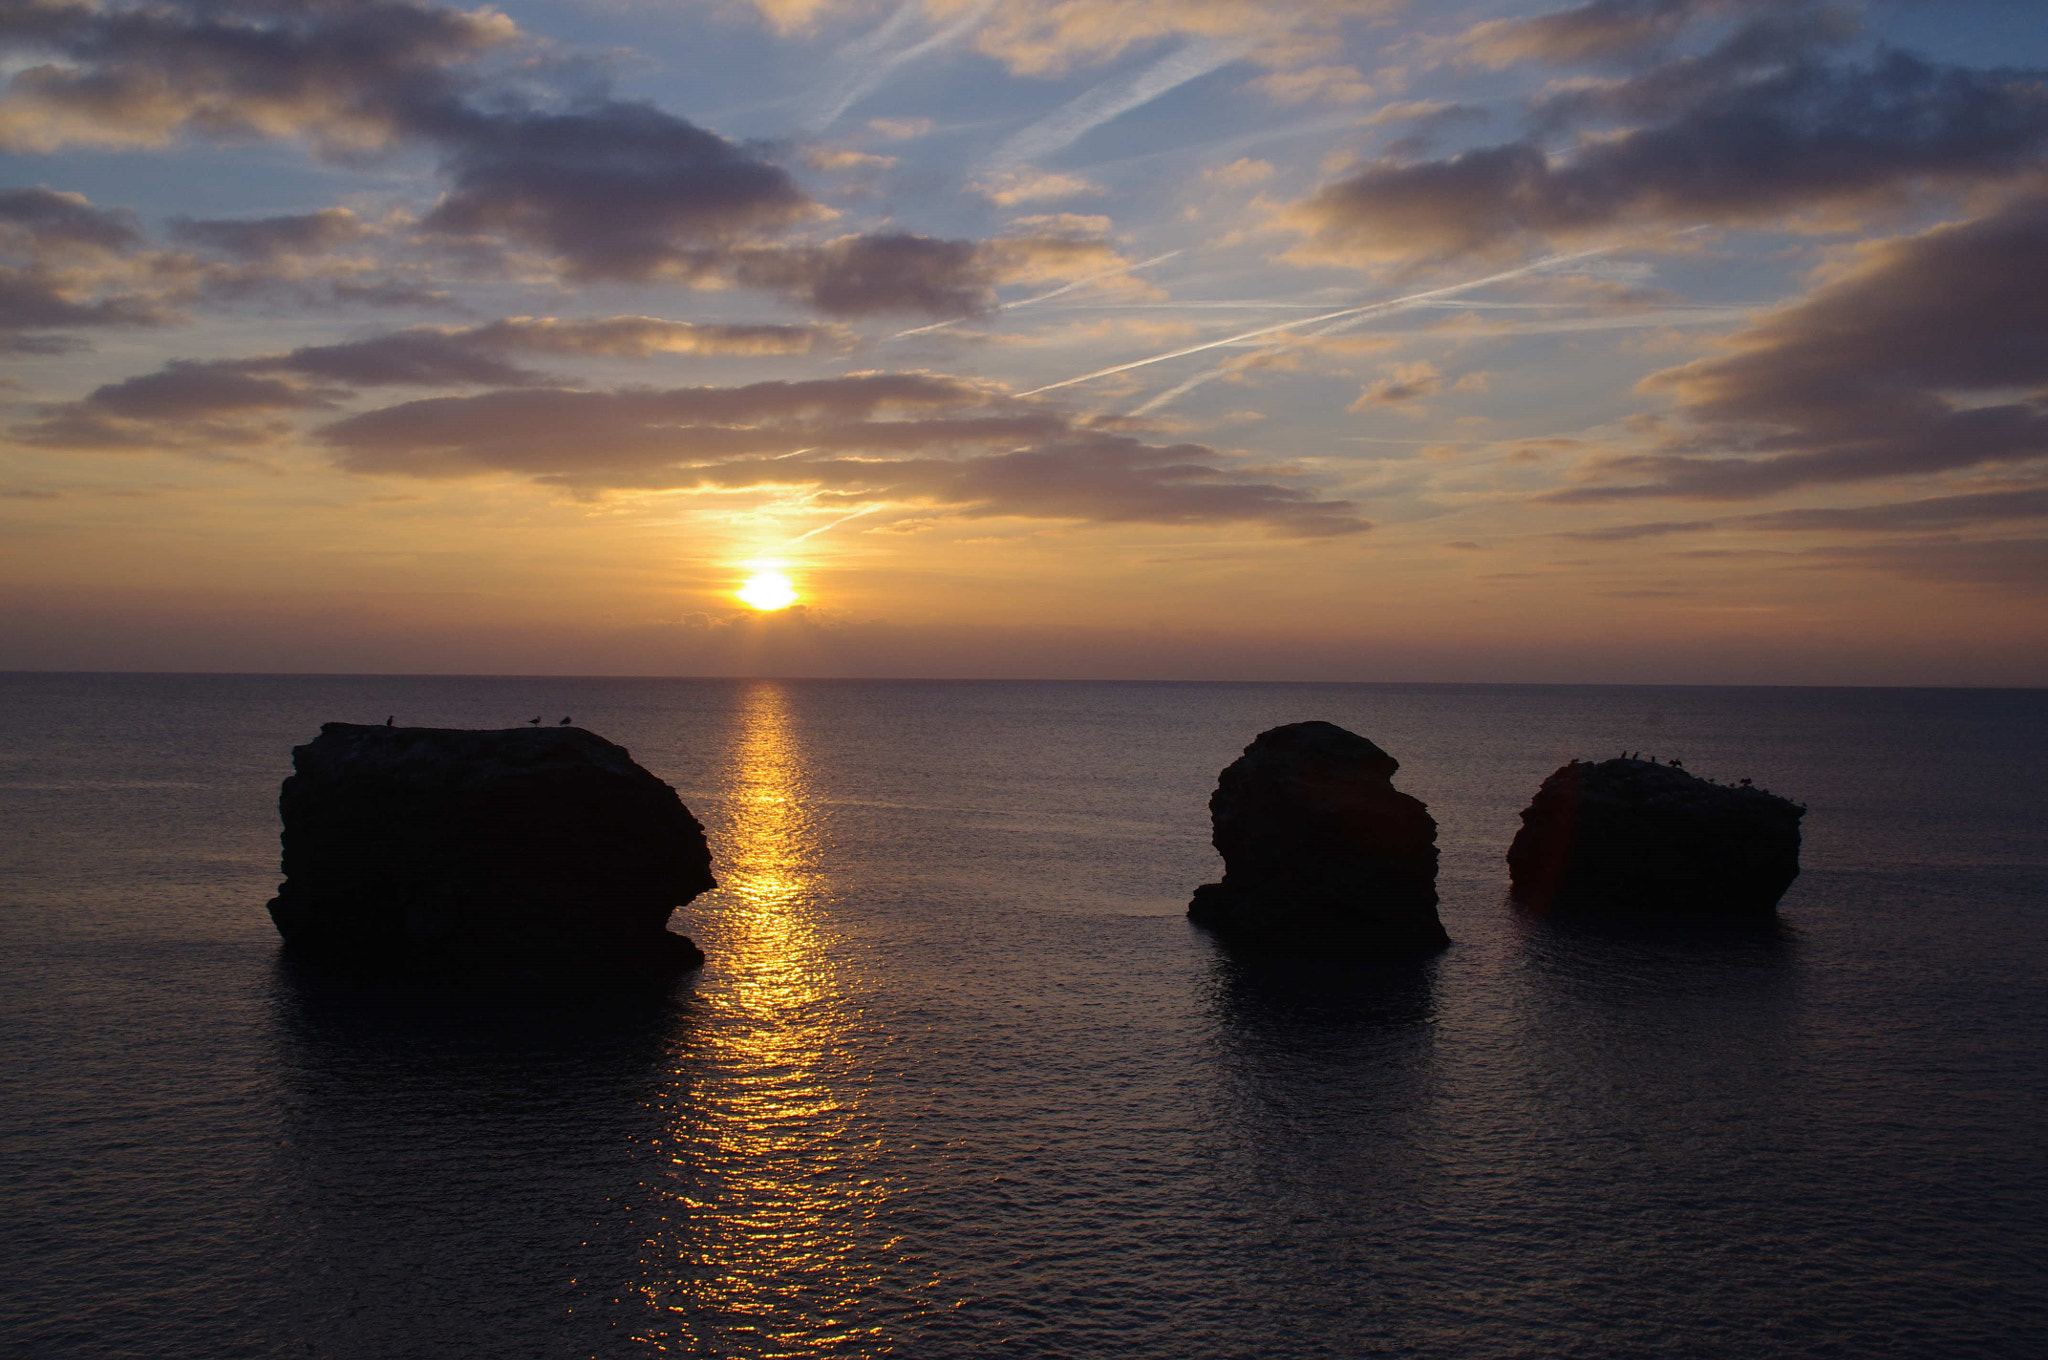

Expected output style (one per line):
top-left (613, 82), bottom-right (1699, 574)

top-left (3, 0), bottom-right (2045, 683)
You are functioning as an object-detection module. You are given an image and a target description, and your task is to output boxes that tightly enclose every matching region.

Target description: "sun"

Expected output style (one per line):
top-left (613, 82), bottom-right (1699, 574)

top-left (735, 564), bottom-right (799, 611)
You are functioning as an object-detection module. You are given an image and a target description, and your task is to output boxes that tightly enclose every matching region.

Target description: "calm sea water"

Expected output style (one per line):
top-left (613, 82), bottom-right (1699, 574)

top-left (1, 674), bottom-right (2043, 1359)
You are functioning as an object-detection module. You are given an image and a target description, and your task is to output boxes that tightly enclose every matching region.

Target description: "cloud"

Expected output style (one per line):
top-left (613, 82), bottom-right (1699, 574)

top-left (1545, 193), bottom-right (2048, 500)
top-left (0, 2), bottom-right (824, 290)
top-left (1556, 519), bottom-right (1717, 540)
top-left (1459, 0), bottom-right (1736, 70)
top-left (314, 373), bottom-right (1368, 535)
top-left (1290, 39), bottom-right (2048, 262)
top-left (0, 186), bottom-right (173, 349)
top-left (1739, 487), bottom-right (2048, 531)
top-left (0, 185), bottom-right (142, 253)
top-left (461, 316), bottom-right (832, 357)
top-left (170, 209), bottom-right (371, 260)
top-left (1250, 64), bottom-right (1373, 105)
top-left (1350, 361), bottom-right (1442, 409)
top-left (730, 233), bottom-right (994, 318)
top-left (963, 0), bottom-right (1393, 80)
top-left (416, 102), bottom-right (813, 281)
top-left (731, 227), bottom-right (1127, 318)
top-left (7, 315), bottom-right (836, 448)
top-left (1813, 538), bottom-right (2048, 593)
top-left (0, 0), bottom-right (517, 153)
top-left (975, 169), bottom-right (1103, 205)
top-left (0, 3), bottom-right (1141, 317)
top-left (805, 148), bottom-right (897, 171)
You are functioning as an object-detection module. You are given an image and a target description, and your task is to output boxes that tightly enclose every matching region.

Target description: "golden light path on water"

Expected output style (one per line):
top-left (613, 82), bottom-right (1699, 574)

top-left (631, 682), bottom-right (923, 1355)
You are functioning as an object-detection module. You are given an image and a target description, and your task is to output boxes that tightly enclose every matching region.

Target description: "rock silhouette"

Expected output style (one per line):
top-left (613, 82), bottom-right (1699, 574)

top-left (1508, 756), bottom-right (1803, 918)
top-left (267, 723), bottom-right (713, 975)
top-left (1189, 721), bottom-right (1448, 953)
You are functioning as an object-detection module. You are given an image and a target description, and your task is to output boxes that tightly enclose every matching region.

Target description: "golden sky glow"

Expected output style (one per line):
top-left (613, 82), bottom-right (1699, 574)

top-left (1, 0), bottom-right (2043, 682)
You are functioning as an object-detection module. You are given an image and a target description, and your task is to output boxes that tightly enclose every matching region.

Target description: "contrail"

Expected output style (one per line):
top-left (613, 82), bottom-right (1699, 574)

top-left (888, 250), bottom-right (1183, 340)
top-left (1021, 246), bottom-right (1616, 398)
top-left (987, 39), bottom-right (1242, 169)
top-left (782, 502), bottom-right (885, 546)
top-left (808, 0), bottom-right (996, 131)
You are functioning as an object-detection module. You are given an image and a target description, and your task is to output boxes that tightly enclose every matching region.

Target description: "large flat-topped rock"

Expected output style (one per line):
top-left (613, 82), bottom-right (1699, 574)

top-left (267, 723), bottom-right (713, 976)
top-left (1508, 756), bottom-right (1804, 919)
top-left (1189, 721), bottom-right (1449, 954)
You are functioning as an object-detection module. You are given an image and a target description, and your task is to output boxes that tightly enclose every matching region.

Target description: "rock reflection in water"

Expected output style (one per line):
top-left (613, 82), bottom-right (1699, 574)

top-left (1196, 946), bottom-right (1445, 1344)
top-left (266, 961), bottom-right (687, 1358)
top-left (630, 681), bottom-right (927, 1356)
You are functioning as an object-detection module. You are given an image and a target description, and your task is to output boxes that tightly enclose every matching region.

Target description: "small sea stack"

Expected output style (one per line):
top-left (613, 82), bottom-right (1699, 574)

top-left (1189, 721), bottom-right (1448, 954)
top-left (267, 723), bottom-right (713, 976)
top-left (1507, 756), bottom-right (1804, 919)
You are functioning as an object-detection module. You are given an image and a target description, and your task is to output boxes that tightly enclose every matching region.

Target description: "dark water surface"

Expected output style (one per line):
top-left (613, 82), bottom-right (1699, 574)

top-left (2, 675), bottom-right (2043, 1359)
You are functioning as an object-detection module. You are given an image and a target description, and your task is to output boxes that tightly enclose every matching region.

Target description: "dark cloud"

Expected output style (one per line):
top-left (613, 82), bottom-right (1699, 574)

top-left (1544, 193), bottom-right (2048, 501)
top-left (171, 209), bottom-right (369, 260)
top-left (86, 364), bottom-right (337, 420)
top-left (1, 3), bottom-right (1089, 316)
top-left (0, 269), bottom-right (168, 339)
top-left (417, 103), bottom-right (811, 281)
top-left (1812, 538), bottom-right (2048, 592)
top-left (0, 185), bottom-right (142, 251)
top-left (725, 229), bottom-right (1128, 319)
top-left (0, 2), bottom-right (817, 285)
top-left (0, 4), bottom-right (1135, 315)
top-left (320, 375), bottom-right (1039, 474)
top-left (315, 376), bottom-right (1367, 536)
top-left (730, 234), bottom-right (992, 318)
top-left (267, 332), bottom-right (541, 389)
top-left (1296, 29), bottom-right (2048, 261)
top-left (1557, 519), bottom-right (1717, 539)
top-left (1741, 487), bottom-right (2048, 531)
top-left (6, 313), bottom-right (834, 446)
top-left (0, 186), bottom-right (172, 347)
top-left (0, 0), bottom-right (513, 154)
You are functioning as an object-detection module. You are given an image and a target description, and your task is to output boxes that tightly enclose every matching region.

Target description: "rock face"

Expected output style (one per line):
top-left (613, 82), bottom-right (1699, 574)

top-left (1189, 721), bottom-right (1448, 953)
top-left (267, 724), bottom-right (713, 975)
top-left (1507, 757), bottom-right (1803, 918)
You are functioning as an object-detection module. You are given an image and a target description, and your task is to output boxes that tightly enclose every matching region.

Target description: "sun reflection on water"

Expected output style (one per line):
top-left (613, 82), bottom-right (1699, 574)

top-left (631, 681), bottom-right (922, 1356)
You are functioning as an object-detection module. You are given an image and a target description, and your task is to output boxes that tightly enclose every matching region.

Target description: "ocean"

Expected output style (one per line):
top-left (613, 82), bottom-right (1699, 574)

top-left (1, 674), bottom-right (2043, 1359)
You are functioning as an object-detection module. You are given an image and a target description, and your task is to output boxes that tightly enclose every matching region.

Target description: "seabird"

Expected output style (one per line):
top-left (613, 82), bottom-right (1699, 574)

top-left (385, 716), bottom-right (393, 727)
top-left (558, 716), bottom-right (571, 725)
top-left (528, 716), bottom-right (541, 725)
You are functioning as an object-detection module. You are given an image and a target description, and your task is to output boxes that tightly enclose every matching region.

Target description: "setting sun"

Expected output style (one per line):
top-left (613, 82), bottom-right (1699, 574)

top-left (735, 566), bottom-right (799, 611)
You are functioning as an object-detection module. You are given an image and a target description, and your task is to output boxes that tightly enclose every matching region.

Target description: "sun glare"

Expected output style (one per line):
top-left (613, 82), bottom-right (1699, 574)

top-left (736, 565), bottom-right (800, 611)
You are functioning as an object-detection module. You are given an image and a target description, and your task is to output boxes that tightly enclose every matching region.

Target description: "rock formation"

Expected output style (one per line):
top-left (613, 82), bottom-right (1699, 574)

top-left (1189, 721), bottom-right (1448, 953)
top-left (1507, 756), bottom-right (1803, 918)
top-left (267, 723), bottom-right (713, 975)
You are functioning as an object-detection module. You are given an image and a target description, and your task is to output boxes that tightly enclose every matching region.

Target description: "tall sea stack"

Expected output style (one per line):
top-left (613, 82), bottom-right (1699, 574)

top-left (267, 723), bottom-right (713, 976)
top-left (1507, 756), bottom-right (1804, 919)
top-left (1189, 721), bottom-right (1448, 953)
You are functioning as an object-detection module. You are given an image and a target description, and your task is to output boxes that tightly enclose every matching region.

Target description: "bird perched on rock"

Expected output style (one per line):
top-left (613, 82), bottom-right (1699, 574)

top-left (558, 716), bottom-right (572, 725)
top-left (527, 716), bottom-right (541, 725)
